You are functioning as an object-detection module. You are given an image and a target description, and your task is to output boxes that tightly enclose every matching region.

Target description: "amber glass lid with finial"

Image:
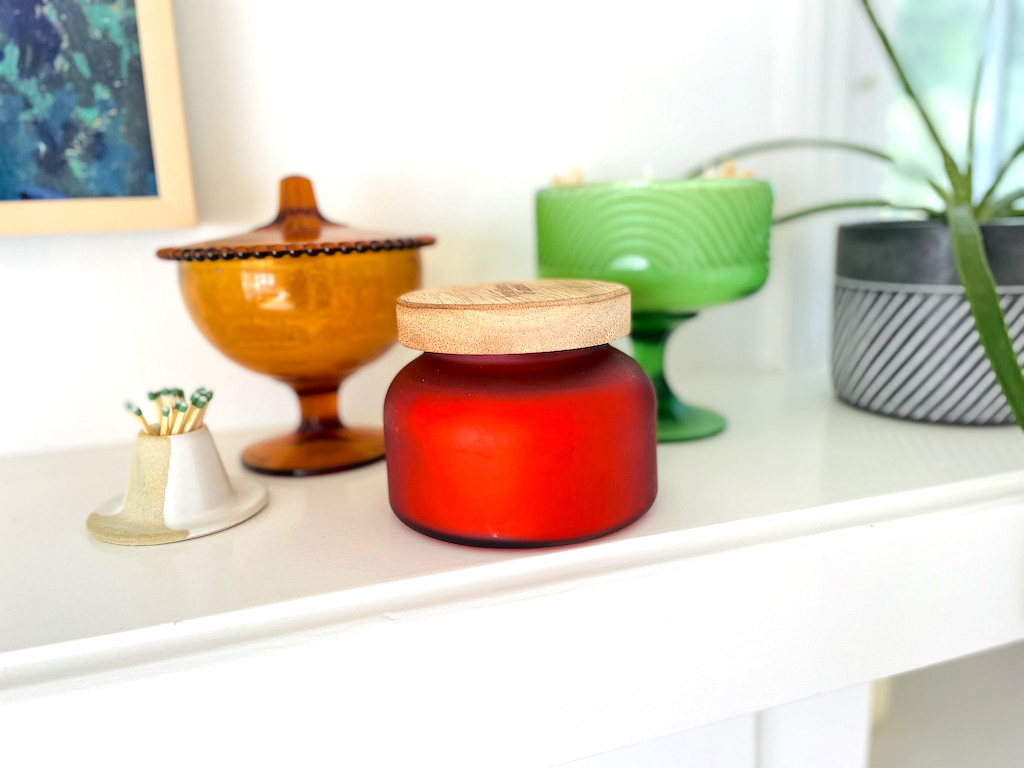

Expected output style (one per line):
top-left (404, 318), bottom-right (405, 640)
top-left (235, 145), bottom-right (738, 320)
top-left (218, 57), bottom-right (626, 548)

top-left (157, 176), bottom-right (436, 261)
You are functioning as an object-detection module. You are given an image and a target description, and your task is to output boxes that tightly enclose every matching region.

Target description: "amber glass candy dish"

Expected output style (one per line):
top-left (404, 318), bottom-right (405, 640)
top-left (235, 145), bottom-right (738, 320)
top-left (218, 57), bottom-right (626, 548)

top-left (158, 177), bottom-right (433, 476)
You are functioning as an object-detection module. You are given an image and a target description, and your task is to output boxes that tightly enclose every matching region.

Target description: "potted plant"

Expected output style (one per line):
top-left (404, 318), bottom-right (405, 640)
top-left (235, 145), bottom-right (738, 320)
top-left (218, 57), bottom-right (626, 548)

top-left (691, 0), bottom-right (1024, 426)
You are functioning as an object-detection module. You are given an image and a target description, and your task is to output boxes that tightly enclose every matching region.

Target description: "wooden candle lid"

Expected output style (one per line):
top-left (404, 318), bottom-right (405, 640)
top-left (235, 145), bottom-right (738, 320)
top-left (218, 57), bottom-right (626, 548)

top-left (396, 279), bottom-right (631, 355)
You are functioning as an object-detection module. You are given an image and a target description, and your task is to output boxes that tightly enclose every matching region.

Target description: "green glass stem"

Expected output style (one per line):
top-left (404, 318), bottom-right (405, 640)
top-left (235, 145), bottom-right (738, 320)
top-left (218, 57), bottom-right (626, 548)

top-left (630, 312), bottom-right (727, 441)
top-left (631, 313), bottom-right (690, 420)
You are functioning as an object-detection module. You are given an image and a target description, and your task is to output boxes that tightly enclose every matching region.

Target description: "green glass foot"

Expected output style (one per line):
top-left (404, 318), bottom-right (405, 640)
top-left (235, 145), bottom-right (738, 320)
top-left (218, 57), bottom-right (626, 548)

top-left (631, 312), bottom-right (729, 442)
top-left (657, 403), bottom-right (726, 441)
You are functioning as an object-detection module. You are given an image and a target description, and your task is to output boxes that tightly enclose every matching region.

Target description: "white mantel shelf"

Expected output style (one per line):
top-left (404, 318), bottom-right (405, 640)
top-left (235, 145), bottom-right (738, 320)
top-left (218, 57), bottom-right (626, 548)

top-left (3, 369), bottom-right (1024, 766)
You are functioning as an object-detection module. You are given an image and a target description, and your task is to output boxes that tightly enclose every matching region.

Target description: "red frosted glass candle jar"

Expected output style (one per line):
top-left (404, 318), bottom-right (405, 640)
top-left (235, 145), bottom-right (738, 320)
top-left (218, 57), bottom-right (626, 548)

top-left (384, 279), bottom-right (658, 547)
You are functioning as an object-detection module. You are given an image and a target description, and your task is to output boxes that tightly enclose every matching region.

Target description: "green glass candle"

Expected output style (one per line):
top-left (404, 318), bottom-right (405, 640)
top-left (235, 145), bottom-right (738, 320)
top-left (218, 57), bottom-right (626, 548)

top-left (537, 178), bottom-right (773, 441)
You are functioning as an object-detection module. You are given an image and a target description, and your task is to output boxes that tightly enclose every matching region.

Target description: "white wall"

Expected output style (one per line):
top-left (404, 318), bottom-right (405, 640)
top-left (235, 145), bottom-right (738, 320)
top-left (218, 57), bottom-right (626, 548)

top-left (0, 0), bottom-right (888, 456)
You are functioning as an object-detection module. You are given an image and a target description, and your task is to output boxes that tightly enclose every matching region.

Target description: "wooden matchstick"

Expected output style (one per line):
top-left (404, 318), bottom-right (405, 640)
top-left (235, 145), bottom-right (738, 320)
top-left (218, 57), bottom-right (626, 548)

top-left (181, 402), bottom-right (197, 430)
top-left (185, 396), bottom-right (207, 432)
top-left (182, 390), bottom-right (204, 432)
top-left (196, 390), bottom-right (213, 428)
top-left (153, 389), bottom-right (166, 421)
top-left (172, 399), bottom-right (186, 436)
top-left (125, 402), bottom-right (155, 435)
top-left (162, 388), bottom-right (179, 412)
top-left (160, 406), bottom-right (171, 436)
top-left (171, 401), bottom-right (189, 434)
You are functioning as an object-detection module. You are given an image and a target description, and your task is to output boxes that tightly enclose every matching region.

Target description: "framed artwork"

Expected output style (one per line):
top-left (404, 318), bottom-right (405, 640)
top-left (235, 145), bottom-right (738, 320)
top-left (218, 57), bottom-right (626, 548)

top-left (0, 0), bottom-right (195, 235)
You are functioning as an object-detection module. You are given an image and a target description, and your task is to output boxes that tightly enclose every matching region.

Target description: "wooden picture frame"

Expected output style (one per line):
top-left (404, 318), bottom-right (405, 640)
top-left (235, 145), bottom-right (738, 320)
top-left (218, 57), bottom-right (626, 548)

top-left (0, 0), bottom-right (195, 236)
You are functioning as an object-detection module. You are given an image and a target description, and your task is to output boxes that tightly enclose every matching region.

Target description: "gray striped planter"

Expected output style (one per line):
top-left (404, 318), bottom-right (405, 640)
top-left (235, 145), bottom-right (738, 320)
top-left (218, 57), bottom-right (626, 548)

top-left (832, 221), bottom-right (1024, 425)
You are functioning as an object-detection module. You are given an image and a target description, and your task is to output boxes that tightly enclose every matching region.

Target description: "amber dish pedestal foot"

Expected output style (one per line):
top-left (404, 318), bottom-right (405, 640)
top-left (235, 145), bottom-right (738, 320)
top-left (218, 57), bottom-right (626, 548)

top-left (242, 427), bottom-right (385, 477)
top-left (241, 385), bottom-right (385, 477)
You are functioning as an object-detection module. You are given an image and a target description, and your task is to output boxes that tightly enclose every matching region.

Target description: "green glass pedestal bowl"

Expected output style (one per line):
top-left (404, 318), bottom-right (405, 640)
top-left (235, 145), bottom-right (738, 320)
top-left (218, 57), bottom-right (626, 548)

top-left (537, 178), bottom-right (773, 441)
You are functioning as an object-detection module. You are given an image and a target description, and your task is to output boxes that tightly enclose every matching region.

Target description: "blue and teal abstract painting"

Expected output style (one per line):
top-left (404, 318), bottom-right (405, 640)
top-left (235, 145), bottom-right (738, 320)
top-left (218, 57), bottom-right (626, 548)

top-left (0, 0), bottom-right (157, 201)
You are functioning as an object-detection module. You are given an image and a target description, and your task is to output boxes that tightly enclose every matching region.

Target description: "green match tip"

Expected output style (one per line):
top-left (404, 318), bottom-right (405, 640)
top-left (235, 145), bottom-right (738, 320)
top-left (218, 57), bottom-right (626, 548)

top-left (176, 402), bottom-right (188, 412)
top-left (147, 391), bottom-right (158, 400)
top-left (125, 401), bottom-right (135, 410)
top-left (162, 406), bottom-right (170, 416)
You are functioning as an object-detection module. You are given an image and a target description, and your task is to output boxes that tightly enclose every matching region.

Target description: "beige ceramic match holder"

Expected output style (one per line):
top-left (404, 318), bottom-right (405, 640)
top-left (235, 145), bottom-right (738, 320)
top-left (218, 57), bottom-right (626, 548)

top-left (87, 426), bottom-right (267, 545)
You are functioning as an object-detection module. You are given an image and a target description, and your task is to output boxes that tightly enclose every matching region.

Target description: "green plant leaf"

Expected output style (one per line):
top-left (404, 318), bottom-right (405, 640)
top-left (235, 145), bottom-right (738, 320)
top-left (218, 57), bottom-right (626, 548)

top-left (861, 0), bottom-right (968, 199)
top-left (773, 199), bottom-right (942, 225)
top-left (947, 204), bottom-right (1024, 429)
top-left (684, 137), bottom-right (949, 200)
top-left (979, 187), bottom-right (1024, 220)
top-left (966, 0), bottom-right (995, 193)
top-left (685, 138), bottom-right (893, 175)
top-left (966, 61), bottom-right (985, 193)
top-left (978, 139), bottom-right (1024, 211)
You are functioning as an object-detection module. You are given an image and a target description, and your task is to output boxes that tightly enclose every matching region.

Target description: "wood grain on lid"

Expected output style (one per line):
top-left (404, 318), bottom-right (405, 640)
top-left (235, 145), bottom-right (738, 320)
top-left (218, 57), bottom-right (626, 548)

top-left (396, 279), bottom-right (631, 354)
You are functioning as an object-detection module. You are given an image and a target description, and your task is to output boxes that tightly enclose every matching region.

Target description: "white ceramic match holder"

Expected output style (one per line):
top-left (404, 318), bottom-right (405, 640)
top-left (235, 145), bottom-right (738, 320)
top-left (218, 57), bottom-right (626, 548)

top-left (87, 426), bottom-right (267, 545)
